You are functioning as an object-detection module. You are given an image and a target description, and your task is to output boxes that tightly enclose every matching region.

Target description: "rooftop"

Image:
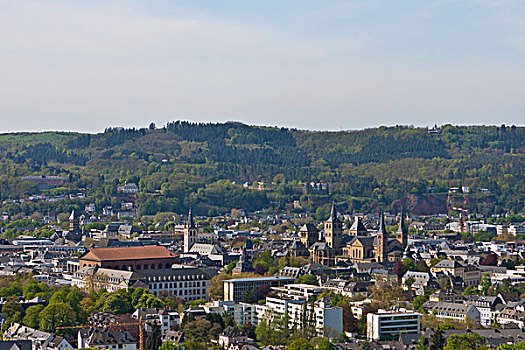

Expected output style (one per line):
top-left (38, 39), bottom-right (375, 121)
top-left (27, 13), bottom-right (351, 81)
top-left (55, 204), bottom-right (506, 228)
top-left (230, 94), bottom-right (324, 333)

top-left (80, 246), bottom-right (177, 262)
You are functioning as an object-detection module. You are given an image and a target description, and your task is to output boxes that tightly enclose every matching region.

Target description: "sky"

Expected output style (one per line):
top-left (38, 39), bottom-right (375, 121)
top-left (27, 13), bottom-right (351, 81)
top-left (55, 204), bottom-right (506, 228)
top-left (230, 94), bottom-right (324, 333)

top-left (1, 0), bottom-right (524, 133)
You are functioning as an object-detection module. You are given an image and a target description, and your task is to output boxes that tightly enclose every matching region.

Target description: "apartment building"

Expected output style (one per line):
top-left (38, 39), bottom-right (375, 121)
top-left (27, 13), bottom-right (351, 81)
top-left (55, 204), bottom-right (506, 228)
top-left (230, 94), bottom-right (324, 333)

top-left (366, 309), bottom-right (421, 341)
top-left (223, 276), bottom-right (295, 302)
top-left (256, 284), bottom-right (343, 337)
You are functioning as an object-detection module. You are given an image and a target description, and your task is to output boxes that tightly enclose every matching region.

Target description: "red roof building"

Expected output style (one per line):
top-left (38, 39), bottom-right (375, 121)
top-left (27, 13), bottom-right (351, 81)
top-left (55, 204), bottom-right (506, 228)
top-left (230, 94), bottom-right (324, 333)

top-left (79, 246), bottom-right (179, 271)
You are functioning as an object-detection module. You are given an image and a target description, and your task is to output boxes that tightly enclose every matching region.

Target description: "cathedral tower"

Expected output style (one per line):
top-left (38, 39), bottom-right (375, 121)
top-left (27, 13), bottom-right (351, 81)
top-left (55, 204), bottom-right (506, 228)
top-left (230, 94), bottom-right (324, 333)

top-left (376, 212), bottom-right (388, 262)
top-left (324, 204), bottom-right (342, 251)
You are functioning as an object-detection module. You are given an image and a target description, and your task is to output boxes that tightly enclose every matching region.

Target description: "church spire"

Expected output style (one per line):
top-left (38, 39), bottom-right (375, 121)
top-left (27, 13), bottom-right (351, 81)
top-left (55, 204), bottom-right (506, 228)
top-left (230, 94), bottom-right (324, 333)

top-left (187, 207), bottom-right (196, 228)
top-left (378, 211), bottom-right (388, 236)
top-left (327, 203), bottom-right (340, 222)
top-left (396, 210), bottom-right (407, 234)
top-left (396, 210), bottom-right (408, 249)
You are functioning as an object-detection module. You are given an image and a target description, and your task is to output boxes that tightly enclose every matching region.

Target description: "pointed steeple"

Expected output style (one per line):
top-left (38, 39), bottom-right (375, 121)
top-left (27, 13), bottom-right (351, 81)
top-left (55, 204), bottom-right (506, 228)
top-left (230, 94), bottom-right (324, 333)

top-left (378, 212), bottom-right (388, 235)
top-left (187, 207), bottom-right (196, 228)
top-left (396, 210), bottom-right (408, 234)
top-left (396, 210), bottom-right (408, 248)
top-left (69, 209), bottom-right (78, 220)
top-left (327, 203), bottom-right (340, 222)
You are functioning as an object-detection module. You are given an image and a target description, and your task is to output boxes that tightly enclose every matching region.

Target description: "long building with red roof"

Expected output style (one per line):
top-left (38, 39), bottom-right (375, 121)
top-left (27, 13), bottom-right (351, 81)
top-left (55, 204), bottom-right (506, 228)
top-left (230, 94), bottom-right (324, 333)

top-left (79, 246), bottom-right (179, 271)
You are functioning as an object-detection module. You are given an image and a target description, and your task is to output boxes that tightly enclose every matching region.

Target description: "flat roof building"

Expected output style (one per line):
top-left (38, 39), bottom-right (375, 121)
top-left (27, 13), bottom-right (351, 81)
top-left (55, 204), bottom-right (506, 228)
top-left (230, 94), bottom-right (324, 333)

top-left (367, 309), bottom-right (421, 341)
top-left (224, 276), bottom-right (295, 302)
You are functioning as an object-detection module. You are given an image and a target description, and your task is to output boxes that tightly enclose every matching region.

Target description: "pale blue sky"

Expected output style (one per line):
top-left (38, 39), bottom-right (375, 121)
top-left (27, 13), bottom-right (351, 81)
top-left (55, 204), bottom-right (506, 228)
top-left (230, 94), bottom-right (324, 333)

top-left (1, 0), bottom-right (524, 132)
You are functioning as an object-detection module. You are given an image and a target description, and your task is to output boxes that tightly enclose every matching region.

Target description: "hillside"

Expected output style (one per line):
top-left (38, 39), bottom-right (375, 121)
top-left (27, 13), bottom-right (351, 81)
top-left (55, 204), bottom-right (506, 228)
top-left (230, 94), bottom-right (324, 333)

top-left (0, 122), bottom-right (523, 218)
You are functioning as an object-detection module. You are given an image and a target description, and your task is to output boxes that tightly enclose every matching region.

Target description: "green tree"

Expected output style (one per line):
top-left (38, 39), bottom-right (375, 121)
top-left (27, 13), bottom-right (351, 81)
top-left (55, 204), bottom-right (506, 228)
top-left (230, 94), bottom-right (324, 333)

top-left (183, 340), bottom-right (207, 350)
top-left (2, 296), bottom-right (24, 326)
top-left (158, 342), bottom-right (182, 350)
top-left (444, 333), bottom-right (487, 350)
top-left (183, 318), bottom-right (214, 341)
top-left (480, 273), bottom-right (492, 296)
top-left (413, 295), bottom-right (429, 310)
top-left (137, 294), bottom-right (165, 309)
top-left (310, 337), bottom-right (334, 350)
top-left (497, 341), bottom-right (525, 349)
top-left (39, 302), bottom-right (76, 332)
top-left (23, 280), bottom-right (42, 299)
top-left (101, 293), bottom-right (133, 314)
top-left (208, 273), bottom-right (231, 301)
top-left (145, 323), bottom-right (162, 350)
top-left (297, 274), bottom-right (318, 286)
top-left (415, 336), bottom-right (428, 350)
top-left (430, 328), bottom-right (445, 350)
top-left (255, 311), bottom-right (290, 345)
top-left (22, 304), bottom-right (44, 329)
top-left (289, 338), bottom-right (314, 350)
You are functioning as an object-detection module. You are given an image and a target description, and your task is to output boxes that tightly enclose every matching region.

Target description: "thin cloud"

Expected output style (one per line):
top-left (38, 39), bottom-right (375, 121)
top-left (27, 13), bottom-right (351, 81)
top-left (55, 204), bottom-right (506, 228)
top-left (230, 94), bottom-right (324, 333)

top-left (0, 0), bottom-right (524, 132)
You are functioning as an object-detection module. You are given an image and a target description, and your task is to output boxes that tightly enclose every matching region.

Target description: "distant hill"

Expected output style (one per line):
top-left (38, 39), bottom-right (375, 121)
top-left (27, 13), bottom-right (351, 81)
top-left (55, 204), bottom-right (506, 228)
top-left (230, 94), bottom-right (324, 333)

top-left (0, 122), bottom-right (523, 218)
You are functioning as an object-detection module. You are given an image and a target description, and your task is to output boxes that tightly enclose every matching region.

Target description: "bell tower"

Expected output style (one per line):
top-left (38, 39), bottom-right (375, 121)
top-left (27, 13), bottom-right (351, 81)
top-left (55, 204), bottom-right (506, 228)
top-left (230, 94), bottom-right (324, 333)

top-left (376, 212), bottom-right (388, 262)
top-left (396, 211), bottom-right (408, 249)
top-left (324, 204), bottom-right (342, 251)
top-left (183, 208), bottom-right (198, 252)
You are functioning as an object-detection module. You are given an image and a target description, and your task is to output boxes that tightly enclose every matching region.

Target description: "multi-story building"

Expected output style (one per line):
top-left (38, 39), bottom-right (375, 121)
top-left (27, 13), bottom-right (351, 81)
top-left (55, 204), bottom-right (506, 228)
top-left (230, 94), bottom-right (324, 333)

top-left (223, 277), bottom-right (295, 302)
top-left (204, 301), bottom-right (258, 326)
top-left (257, 296), bottom-right (343, 337)
top-left (425, 302), bottom-right (480, 323)
top-left (255, 284), bottom-right (343, 337)
top-left (270, 283), bottom-right (324, 300)
top-left (72, 264), bottom-right (210, 301)
top-left (366, 309), bottom-right (421, 341)
top-left (431, 259), bottom-right (481, 287)
top-left (468, 296), bottom-right (502, 327)
top-left (133, 308), bottom-right (181, 333)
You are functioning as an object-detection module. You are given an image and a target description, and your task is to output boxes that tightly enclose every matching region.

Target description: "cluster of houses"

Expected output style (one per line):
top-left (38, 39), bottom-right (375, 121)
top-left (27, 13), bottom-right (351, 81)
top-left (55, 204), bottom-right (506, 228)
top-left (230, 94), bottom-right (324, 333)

top-left (0, 204), bottom-right (523, 349)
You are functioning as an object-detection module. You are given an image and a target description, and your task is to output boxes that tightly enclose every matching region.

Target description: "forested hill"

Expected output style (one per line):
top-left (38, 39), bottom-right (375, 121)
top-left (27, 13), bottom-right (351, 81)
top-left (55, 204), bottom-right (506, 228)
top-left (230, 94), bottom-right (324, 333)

top-left (0, 122), bottom-right (523, 218)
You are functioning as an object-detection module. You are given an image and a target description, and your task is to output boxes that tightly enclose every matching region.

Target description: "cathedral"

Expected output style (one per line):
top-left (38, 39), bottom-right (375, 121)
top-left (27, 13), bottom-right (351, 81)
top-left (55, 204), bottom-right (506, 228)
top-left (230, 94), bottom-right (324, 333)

top-left (342, 212), bottom-right (408, 263)
top-left (291, 205), bottom-right (408, 266)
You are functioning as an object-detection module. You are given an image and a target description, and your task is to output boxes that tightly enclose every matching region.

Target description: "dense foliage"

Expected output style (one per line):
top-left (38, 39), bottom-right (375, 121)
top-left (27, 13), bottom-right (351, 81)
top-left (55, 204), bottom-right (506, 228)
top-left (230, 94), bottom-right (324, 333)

top-left (0, 122), bottom-right (523, 218)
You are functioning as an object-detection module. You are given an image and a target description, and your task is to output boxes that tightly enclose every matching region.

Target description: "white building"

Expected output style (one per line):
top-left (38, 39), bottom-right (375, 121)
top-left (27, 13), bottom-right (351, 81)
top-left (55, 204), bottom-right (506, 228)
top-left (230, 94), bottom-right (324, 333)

top-left (256, 284), bottom-right (343, 338)
top-left (425, 302), bottom-right (480, 323)
top-left (366, 309), bottom-right (421, 341)
top-left (223, 276), bottom-right (295, 302)
top-left (117, 183), bottom-right (139, 194)
top-left (509, 225), bottom-right (525, 236)
top-left (133, 308), bottom-right (181, 333)
top-left (204, 301), bottom-right (258, 326)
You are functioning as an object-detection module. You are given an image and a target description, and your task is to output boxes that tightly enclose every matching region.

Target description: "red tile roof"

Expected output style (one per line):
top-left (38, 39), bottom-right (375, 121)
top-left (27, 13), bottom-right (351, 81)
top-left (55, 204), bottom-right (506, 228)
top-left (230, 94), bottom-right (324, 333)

top-left (81, 246), bottom-right (177, 262)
